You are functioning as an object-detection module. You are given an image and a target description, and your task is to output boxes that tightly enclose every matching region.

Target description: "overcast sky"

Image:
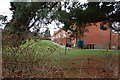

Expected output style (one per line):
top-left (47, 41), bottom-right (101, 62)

top-left (0, 0), bottom-right (12, 21)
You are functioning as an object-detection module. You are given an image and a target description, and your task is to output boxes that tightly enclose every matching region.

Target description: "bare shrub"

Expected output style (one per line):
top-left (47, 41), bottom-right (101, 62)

top-left (2, 40), bottom-right (61, 78)
top-left (103, 51), bottom-right (118, 78)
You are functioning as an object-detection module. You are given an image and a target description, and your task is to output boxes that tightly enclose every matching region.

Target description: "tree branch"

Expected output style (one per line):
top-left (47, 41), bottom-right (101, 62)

top-left (27, 18), bottom-right (38, 30)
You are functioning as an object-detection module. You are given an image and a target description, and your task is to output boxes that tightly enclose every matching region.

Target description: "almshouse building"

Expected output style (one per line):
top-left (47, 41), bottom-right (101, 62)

top-left (52, 22), bottom-right (119, 49)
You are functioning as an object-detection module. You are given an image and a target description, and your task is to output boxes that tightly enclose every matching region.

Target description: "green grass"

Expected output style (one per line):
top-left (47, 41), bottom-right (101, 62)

top-left (4, 39), bottom-right (118, 61)
top-left (3, 39), bottom-right (118, 64)
top-left (27, 40), bottom-right (118, 58)
top-left (51, 46), bottom-right (118, 59)
top-left (3, 39), bottom-right (119, 76)
top-left (35, 40), bottom-right (118, 68)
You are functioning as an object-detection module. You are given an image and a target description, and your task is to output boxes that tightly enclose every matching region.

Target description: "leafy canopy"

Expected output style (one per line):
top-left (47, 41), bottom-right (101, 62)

top-left (5, 2), bottom-right (120, 32)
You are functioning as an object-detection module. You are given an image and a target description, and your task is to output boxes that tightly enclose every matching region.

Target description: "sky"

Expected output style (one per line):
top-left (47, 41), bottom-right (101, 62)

top-left (0, 0), bottom-right (12, 29)
top-left (0, 0), bottom-right (12, 21)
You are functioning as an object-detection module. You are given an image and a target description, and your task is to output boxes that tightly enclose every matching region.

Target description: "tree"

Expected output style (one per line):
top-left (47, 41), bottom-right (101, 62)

top-left (52, 2), bottom-right (114, 36)
top-left (0, 15), bottom-right (7, 24)
top-left (5, 2), bottom-right (120, 33)
top-left (57, 2), bottom-right (116, 30)
top-left (4, 2), bottom-right (60, 32)
top-left (3, 1), bottom-right (120, 47)
top-left (44, 28), bottom-right (51, 40)
top-left (3, 2), bottom-right (60, 47)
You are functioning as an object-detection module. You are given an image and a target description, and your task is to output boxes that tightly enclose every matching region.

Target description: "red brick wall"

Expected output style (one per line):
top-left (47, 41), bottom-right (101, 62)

top-left (111, 33), bottom-right (119, 49)
top-left (111, 33), bottom-right (119, 47)
top-left (53, 38), bottom-right (65, 45)
top-left (79, 22), bottom-right (119, 49)
top-left (52, 22), bottom-right (119, 49)
top-left (82, 23), bottom-right (110, 45)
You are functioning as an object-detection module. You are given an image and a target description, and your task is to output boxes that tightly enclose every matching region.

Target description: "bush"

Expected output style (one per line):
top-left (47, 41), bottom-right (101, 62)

top-left (2, 39), bottom-right (59, 78)
top-left (2, 30), bottom-right (41, 47)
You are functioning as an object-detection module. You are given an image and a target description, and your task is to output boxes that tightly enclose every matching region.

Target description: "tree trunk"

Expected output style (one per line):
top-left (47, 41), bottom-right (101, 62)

top-left (109, 29), bottom-right (112, 49)
top-left (118, 33), bottom-right (120, 50)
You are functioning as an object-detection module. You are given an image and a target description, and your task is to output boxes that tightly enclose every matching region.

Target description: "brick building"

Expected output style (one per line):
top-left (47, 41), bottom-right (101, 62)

top-left (51, 28), bottom-right (71, 46)
top-left (81, 23), bottom-right (119, 49)
top-left (52, 23), bottom-right (119, 49)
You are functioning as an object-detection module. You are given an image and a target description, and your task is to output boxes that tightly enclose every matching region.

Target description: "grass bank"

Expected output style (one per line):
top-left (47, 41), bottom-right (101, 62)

top-left (2, 40), bottom-right (118, 78)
